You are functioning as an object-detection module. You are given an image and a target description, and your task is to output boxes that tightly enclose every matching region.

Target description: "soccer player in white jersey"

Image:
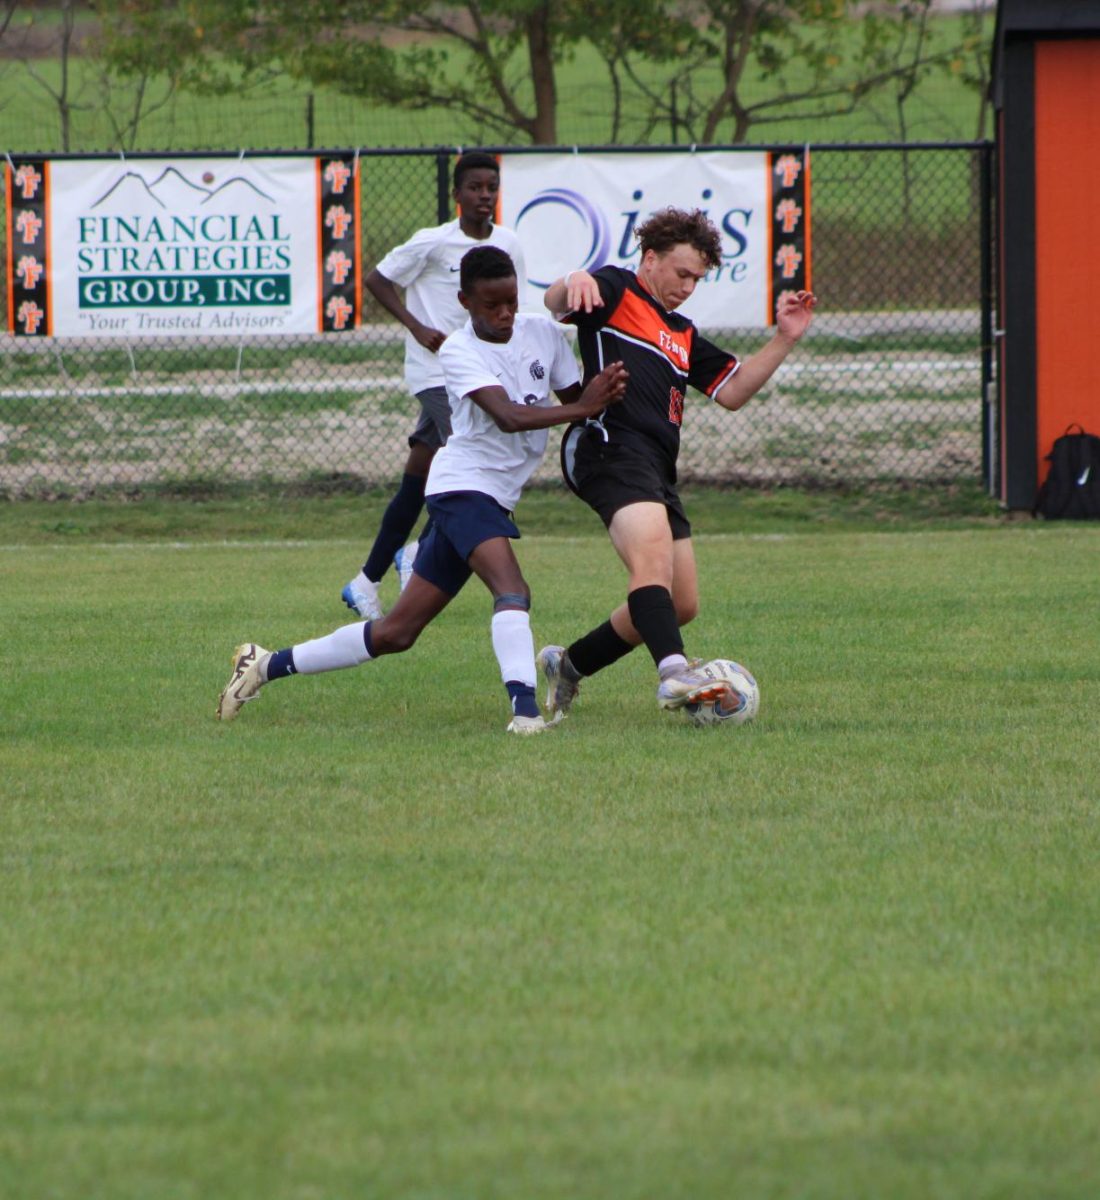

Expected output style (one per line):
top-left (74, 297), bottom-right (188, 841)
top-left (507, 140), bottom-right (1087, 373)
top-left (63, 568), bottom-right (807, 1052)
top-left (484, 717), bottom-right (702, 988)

top-left (342, 151), bottom-right (529, 621)
top-left (218, 247), bottom-right (627, 735)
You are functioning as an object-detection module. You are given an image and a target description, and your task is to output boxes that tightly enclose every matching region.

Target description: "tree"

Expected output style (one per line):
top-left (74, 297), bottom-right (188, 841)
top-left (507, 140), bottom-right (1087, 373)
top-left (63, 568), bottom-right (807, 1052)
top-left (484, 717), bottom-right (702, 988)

top-left (93, 0), bottom-right (991, 148)
top-left (94, 0), bottom-right (652, 146)
top-left (953, 0), bottom-right (995, 141)
top-left (0, 0), bottom-right (18, 42)
top-left (0, 0), bottom-right (21, 114)
top-left (9, 0), bottom-right (85, 151)
top-left (1, 0), bottom-right (179, 152)
top-left (85, 55), bottom-right (179, 152)
top-left (613, 0), bottom-right (982, 147)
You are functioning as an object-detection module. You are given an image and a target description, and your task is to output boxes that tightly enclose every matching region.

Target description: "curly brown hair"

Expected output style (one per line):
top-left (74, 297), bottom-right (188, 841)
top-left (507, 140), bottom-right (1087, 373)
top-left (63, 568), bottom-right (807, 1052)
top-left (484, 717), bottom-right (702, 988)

top-left (635, 207), bottom-right (722, 270)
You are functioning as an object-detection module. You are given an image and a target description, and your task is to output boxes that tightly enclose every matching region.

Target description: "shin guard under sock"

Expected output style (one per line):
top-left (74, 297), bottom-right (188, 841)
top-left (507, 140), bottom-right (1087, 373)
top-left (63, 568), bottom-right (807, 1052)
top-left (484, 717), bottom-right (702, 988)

top-left (291, 622), bottom-right (374, 674)
top-left (566, 620), bottom-right (634, 679)
top-left (627, 584), bottom-right (684, 667)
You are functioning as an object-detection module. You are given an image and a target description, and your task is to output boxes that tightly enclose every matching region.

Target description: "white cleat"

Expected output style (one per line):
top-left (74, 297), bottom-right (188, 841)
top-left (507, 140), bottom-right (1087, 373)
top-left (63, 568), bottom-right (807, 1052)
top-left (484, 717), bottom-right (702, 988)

top-left (656, 661), bottom-right (733, 711)
top-left (217, 643), bottom-right (271, 721)
top-left (506, 713), bottom-right (560, 735)
top-left (341, 578), bottom-right (384, 620)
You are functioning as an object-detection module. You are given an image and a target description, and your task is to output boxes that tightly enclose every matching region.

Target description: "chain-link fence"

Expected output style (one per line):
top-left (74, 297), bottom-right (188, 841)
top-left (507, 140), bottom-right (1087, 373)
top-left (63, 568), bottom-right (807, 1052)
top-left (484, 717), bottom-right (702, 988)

top-left (0, 142), bottom-right (993, 498)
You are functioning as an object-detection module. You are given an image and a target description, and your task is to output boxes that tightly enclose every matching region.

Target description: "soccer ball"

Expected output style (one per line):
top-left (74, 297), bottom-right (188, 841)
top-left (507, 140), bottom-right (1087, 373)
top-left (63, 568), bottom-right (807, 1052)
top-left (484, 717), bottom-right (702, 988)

top-left (680, 659), bottom-right (760, 728)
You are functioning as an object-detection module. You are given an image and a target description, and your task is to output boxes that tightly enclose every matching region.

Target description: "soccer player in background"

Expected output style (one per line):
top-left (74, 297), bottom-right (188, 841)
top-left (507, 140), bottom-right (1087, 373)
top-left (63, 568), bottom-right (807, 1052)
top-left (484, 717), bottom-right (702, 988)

top-left (535, 207), bottom-right (816, 718)
top-left (218, 247), bottom-right (627, 735)
top-left (341, 151), bottom-right (528, 620)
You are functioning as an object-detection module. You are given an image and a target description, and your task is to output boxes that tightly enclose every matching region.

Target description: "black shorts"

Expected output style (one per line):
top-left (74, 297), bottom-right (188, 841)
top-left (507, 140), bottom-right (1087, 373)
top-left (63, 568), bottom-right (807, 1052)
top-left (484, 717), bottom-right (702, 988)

top-left (561, 425), bottom-right (691, 540)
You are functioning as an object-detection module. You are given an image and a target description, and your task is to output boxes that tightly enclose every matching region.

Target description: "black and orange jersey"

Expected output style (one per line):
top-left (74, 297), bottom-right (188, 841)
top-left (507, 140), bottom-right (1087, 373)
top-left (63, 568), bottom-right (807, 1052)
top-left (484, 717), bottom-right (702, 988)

top-left (565, 266), bottom-right (739, 472)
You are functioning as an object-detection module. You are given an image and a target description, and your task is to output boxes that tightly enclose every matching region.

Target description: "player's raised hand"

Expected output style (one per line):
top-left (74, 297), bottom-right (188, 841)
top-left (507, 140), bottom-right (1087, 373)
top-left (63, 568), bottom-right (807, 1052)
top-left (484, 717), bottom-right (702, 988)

top-left (576, 361), bottom-right (628, 416)
top-left (566, 269), bottom-right (604, 314)
top-left (775, 290), bottom-right (817, 342)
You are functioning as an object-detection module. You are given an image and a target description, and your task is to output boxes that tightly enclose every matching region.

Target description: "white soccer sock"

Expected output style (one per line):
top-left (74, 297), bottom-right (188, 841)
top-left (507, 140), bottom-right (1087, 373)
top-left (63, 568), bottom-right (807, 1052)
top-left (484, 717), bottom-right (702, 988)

top-left (354, 569), bottom-right (380, 590)
top-left (491, 609), bottom-right (536, 686)
top-left (292, 621), bottom-right (373, 675)
top-left (657, 653), bottom-right (689, 677)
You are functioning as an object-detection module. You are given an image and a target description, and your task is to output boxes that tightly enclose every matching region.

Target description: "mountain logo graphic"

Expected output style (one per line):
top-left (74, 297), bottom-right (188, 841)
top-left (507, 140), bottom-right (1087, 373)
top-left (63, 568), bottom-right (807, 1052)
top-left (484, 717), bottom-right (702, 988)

top-left (91, 166), bottom-right (276, 210)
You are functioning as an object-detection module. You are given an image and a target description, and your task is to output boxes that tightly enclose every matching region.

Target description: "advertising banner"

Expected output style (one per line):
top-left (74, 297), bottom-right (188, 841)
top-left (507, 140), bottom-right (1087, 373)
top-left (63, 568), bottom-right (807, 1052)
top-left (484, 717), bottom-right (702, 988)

top-left (499, 150), bottom-right (810, 327)
top-left (5, 154), bottom-right (360, 337)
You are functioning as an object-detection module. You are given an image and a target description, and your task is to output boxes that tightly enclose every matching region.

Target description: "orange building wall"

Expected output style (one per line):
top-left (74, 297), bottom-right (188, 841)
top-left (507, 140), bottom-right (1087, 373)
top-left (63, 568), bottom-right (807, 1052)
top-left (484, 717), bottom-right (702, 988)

top-left (1033, 39), bottom-right (1100, 481)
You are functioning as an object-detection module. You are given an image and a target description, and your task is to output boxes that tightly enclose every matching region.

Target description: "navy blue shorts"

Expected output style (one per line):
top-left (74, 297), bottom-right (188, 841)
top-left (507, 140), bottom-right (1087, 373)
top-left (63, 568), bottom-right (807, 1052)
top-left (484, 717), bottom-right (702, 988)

top-left (416, 491), bottom-right (521, 596)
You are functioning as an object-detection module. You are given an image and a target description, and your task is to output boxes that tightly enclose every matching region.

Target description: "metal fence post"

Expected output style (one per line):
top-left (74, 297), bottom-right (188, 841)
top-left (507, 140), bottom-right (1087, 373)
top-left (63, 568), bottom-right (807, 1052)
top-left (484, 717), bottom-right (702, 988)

top-left (436, 151), bottom-right (451, 225)
top-left (979, 141), bottom-right (996, 495)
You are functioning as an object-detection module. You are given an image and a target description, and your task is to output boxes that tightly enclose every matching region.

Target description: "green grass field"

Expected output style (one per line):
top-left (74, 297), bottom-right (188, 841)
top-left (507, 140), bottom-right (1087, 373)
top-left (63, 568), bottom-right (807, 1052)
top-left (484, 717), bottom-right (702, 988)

top-left (2, 491), bottom-right (1098, 1199)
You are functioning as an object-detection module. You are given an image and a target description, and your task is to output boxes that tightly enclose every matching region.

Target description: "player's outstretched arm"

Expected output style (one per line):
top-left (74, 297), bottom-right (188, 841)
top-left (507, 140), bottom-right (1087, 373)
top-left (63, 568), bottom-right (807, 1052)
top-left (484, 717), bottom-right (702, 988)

top-left (544, 270), bottom-right (604, 317)
top-left (470, 362), bottom-right (628, 434)
top-left (556, 361), bottom-right (629, 418)
top-left (365, 268), bottom-right (447, 352)
top-left (714, 290), bottom-right (817, 413)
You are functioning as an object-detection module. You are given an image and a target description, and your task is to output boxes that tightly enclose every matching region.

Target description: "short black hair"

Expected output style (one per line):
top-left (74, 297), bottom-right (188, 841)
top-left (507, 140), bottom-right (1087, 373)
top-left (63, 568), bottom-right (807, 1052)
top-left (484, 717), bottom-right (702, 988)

top-left (453, 151), bottom-right (499, 190)
top-left (460, 245), bottom-right (515, 294)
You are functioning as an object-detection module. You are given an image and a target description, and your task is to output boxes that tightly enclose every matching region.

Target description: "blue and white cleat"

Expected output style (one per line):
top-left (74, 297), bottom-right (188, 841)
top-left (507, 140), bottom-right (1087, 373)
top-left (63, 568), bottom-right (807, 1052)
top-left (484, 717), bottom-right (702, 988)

top-left (656, 661), bottom-right (734, 711)
top-left (341, 577), bottom-right (383, 620)
top-left (393, 541), bottom-right (418, 592)
top-left (536, 645), bottom-right (580, 717)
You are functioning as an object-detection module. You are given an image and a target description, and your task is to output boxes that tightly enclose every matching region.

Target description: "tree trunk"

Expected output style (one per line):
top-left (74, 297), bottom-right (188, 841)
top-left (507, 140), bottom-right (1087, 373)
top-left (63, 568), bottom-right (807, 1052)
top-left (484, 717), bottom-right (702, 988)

top-left (525, 1), bottom-right (557, 144)
top-left (701, 5), bottom-right (755, 144)
top-left (58, 0), bottom-right (76, 152)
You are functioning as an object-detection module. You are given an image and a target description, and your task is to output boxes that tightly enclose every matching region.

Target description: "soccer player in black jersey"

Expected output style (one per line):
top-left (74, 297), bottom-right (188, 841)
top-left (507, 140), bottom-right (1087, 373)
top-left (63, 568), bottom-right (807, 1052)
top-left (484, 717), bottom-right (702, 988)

top-left (535, 206), bottom-right (816, 717)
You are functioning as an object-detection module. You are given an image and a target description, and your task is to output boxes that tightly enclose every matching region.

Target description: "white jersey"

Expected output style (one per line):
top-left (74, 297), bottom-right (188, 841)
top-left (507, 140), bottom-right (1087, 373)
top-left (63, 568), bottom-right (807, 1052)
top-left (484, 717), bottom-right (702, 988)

top-left (374, 219), bottom-right (527, 395)
top-left (428, 314), bottom-right (581, 513)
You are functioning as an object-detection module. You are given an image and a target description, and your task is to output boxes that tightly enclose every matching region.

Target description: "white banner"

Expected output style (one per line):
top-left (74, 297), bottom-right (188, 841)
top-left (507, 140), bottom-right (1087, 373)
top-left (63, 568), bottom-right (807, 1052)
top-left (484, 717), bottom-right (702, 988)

top-left (500, 151), bottom-right (810, 328)
top-left (13, 155), bottom-right (360, 338)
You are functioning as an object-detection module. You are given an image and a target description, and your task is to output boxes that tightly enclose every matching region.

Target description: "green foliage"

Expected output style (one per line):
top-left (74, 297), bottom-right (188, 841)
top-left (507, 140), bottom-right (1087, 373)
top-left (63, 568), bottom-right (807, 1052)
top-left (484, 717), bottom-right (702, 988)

top-left (1, 13), bottom-right (992, 151)
top-left (81, 0), bottom-right (995, 145)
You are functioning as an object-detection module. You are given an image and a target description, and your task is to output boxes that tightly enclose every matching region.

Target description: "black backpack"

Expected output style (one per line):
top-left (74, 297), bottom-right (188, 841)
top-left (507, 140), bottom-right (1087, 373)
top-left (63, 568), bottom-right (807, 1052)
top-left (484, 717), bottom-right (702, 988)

top-left (1033, 424), bottom-right (1100, 520)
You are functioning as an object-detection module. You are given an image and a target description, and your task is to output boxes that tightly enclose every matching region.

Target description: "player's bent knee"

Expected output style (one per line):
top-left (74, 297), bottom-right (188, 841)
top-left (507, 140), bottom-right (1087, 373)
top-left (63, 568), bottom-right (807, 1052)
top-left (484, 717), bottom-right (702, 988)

top-left (374, 619), bottom-right (422, 654)
top-left (675, 598), bottom-right (699, 626)
top-left (493, 591), bottom-right (530, 612)
top-left (392, 627), bottom-right (421, 652)
top-left (628, 562), bottom-right (675, 591)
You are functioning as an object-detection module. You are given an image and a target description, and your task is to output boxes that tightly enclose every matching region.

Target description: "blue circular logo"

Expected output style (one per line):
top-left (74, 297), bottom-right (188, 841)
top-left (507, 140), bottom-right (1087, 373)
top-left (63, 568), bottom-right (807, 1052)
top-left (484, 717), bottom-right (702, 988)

top-left (515, 188), bottom-right (611, 289)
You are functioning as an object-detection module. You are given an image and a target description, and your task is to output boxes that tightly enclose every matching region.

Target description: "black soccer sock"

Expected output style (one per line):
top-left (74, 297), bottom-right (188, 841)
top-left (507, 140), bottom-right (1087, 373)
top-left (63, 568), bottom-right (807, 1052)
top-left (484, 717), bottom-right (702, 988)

top-left (626, 584), bottom-right (684, 667)
top-left (566, 619), bottom-right (634, 679)
top-left (363, 472), bottom-right (427, 582)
